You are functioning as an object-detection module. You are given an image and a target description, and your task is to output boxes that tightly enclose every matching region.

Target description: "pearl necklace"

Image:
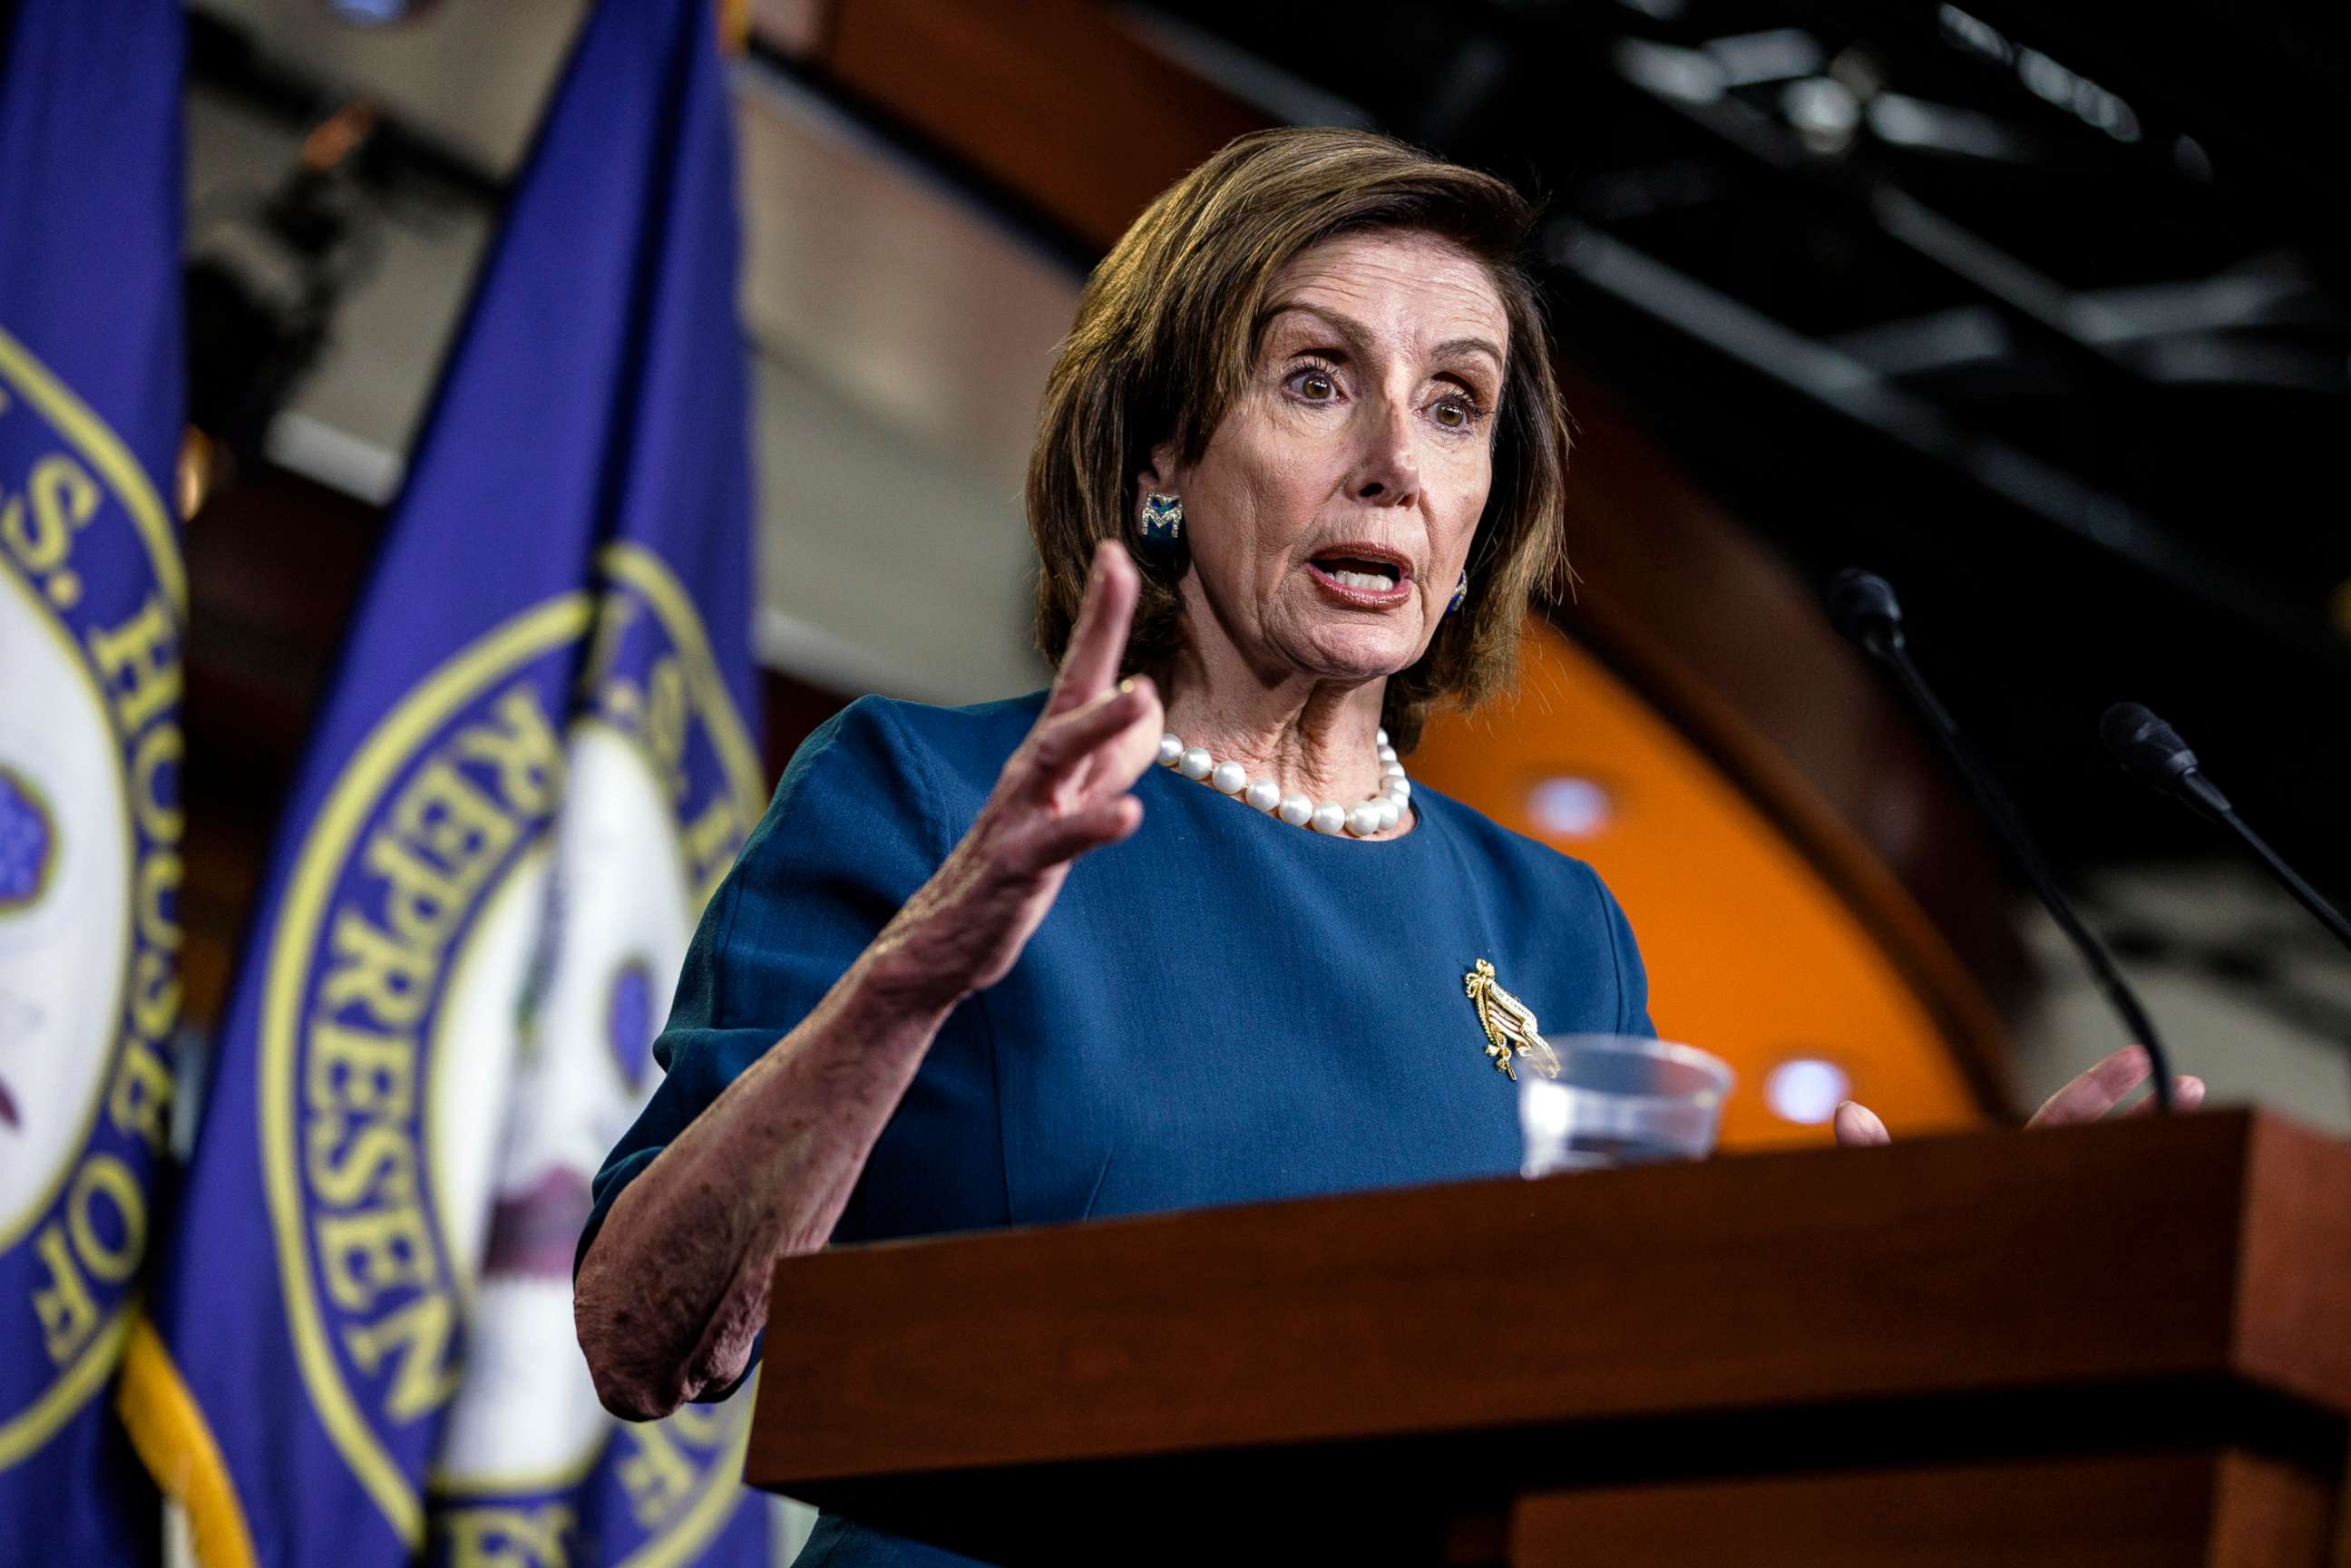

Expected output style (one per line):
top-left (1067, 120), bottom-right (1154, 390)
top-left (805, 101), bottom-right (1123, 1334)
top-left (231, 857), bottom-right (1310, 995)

top-left (1156, 726), bottom-right (1410, 838)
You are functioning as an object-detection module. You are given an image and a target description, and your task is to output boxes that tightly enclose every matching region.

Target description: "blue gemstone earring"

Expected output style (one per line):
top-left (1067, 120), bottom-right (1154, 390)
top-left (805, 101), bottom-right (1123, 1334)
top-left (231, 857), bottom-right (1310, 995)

top-left (1137, 492), bottom-right (1184, 550)
top-left (1448, 570), bottom-right (1467, 614)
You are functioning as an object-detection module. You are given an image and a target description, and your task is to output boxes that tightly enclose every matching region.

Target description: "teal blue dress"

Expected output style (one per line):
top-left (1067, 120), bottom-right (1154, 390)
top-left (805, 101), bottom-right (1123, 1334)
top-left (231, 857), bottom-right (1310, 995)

top-left (580, 692), bottom-right (1653, 1567)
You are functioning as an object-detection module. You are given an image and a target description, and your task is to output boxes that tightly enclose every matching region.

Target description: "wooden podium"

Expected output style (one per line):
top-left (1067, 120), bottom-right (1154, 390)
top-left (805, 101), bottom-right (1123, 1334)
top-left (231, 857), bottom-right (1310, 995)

top-left (746, 1111), bottom-right (2351, 1564)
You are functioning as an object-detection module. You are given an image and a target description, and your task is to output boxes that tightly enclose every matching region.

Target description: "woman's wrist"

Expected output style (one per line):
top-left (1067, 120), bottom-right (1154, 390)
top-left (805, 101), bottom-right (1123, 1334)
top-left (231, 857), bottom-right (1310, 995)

top-left (860, 820), bottom-right (1039, 1010)
top-left (856, 905), bottom-right (983, 1016)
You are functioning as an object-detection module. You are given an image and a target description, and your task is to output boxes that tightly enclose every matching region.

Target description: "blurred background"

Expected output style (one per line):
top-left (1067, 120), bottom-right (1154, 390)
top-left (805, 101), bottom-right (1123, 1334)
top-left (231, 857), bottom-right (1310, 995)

top-left (173, 0), bottom-right (2351, 1160)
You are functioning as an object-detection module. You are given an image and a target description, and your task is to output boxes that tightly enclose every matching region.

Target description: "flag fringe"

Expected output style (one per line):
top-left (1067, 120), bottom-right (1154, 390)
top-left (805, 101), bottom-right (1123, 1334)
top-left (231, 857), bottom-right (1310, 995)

top-left (117, 1316), bottom-right (257, 1568)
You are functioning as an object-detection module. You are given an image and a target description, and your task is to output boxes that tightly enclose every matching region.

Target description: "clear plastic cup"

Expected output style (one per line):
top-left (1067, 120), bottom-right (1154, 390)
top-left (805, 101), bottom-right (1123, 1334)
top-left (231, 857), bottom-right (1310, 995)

top-left (1516, 1033), bottom-right (1735, 1175)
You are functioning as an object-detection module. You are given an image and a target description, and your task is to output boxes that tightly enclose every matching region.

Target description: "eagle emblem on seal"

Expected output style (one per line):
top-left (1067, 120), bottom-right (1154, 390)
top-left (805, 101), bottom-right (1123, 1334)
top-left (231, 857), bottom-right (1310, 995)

top-left (1465, 959), bottom-right (1560, 1082)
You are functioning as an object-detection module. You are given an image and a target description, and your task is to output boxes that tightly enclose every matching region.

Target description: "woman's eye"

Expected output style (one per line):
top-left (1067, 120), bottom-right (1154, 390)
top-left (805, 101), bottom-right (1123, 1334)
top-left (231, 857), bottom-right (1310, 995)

top-left (1296, 371), bottom-right (1335, 401)
top-left (1433, 397), bottom-right (1478, 430)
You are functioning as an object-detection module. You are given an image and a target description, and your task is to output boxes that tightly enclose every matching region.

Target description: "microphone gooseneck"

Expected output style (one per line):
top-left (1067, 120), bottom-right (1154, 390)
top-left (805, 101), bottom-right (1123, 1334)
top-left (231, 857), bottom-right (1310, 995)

top-left (2100, 701), bottom-right (2351, 956)
top-left (1828, 570), bottom-right (2177, 1112)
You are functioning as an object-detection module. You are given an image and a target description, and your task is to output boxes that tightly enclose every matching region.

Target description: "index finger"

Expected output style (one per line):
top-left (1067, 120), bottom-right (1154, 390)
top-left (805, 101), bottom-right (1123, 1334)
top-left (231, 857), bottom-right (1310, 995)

top-left (2025, 1044), bottom-right (2152, 1128)
top-left (1047, 541), bottom-right (1140, 716)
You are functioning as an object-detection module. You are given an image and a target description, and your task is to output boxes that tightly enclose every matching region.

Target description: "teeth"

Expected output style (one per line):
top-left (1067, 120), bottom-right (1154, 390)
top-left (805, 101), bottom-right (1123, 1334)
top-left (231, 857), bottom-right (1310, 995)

top-left (1331, 569), bottom-right (1396, 591)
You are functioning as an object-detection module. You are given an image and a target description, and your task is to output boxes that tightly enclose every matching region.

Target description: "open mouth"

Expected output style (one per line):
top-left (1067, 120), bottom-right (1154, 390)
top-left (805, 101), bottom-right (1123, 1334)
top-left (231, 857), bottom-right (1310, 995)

top-left (1307, 548), bottom-right (1413, 602)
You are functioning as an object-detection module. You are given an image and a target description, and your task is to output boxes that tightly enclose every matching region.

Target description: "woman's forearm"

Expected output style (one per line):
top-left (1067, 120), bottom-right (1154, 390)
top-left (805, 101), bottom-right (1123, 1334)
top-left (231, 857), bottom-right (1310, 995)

top-left (573, 922), bottom-right (964, 1421)
top-left (575, 557), bottom-right (1163, 1421)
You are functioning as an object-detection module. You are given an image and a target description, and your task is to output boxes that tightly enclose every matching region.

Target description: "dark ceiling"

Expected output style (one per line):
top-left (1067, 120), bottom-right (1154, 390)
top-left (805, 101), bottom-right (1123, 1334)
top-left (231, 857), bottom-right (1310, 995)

top-left (1138, 0), bottom-right (2351, 882)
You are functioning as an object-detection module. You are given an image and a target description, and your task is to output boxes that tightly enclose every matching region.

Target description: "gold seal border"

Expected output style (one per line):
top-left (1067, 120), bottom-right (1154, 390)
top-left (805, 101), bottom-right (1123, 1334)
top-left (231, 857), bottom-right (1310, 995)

top-left (261, 593), bottom-right (591, 1544)
top-left (600, 539), bottom-right (765, 830)
top-left (0, 323), bottom-right (186, 615)
top-left (0, 318), bottom-right (180, 1457)
top-left (615, 1375), bottom-right (759, 1568)
top-left (259, 544), bottom-right (765, 1544)
top-left (0, 1303), bottom-right (130, 1470)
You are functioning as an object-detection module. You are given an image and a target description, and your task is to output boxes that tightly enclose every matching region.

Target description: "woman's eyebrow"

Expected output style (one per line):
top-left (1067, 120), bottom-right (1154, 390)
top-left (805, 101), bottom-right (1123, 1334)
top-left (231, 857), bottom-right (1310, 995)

top-left (1255, 301), bottom-right (1372, 352)
top-left (1431, 336), bottom-right (1506, 372)
top-left (1259, 305), bottom-right (1505, 375)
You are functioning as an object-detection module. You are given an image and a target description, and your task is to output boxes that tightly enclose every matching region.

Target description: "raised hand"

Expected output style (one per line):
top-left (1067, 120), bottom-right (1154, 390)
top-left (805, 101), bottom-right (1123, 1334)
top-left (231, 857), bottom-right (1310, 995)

top-left (884, 541), bottom-right (1166, 1000)
top-left (579, 543), bottom-right (1166, 1419)
top-left (1831, 1044), bottom-right (2205, 1148)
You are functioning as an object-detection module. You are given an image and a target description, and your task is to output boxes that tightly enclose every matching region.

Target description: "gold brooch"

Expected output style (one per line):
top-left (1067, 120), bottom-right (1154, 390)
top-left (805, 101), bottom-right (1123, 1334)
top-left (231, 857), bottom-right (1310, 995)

top-left (1465, 959), bottom-right (1560, 1082)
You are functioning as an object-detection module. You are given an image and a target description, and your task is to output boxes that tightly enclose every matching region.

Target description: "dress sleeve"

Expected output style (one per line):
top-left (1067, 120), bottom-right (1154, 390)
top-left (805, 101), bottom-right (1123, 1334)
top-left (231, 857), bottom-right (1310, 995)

top-left (572, 696), bottom-right (950, 1288)
top-left (1582, 862), bottom-right (1655, 1038)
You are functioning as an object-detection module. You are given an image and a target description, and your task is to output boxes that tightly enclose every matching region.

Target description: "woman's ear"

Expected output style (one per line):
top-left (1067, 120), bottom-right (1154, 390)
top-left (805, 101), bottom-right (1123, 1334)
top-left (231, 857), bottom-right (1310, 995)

top-left (1134, 440), bottom-right (1182, 508)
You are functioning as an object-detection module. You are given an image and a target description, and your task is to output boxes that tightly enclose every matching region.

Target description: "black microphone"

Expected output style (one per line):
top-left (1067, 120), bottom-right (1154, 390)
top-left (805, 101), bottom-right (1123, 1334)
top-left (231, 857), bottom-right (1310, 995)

top-left (1828, 570), bottom-right (2177, 1112)
top-left (2101, 701), bottom-right (2351, 955)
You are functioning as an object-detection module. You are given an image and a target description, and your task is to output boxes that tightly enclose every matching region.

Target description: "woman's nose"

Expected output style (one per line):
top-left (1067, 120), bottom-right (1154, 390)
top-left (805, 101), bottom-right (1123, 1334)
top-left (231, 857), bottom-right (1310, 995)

top-left (1351, 400), bottom-right (1420, 504)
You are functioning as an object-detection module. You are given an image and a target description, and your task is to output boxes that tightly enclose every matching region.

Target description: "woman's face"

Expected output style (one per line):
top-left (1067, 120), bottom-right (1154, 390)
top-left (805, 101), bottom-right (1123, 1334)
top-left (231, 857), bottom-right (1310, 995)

top-left (1146, 229), bottom-right (1509, 689)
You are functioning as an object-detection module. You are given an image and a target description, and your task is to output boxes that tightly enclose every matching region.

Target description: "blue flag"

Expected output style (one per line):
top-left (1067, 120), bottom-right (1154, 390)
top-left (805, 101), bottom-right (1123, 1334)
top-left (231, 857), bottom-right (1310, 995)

top-left (120, 3), bottom-right (775, 1564)
top-left (0, 0), bottom-right (182, 1562)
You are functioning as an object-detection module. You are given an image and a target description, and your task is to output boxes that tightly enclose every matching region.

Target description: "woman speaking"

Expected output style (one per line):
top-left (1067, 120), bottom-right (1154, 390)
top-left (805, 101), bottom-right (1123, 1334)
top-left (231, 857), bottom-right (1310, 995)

top-left (576, 125), bottom-right (1647, 1563)
top-left (573, 121), bottom-right (2201, 1565)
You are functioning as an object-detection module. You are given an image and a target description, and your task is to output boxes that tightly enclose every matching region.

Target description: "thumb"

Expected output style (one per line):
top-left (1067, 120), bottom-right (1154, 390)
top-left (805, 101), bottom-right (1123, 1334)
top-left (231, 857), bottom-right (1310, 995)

top-left (1833, 1100), bottom-right (1892, 1147)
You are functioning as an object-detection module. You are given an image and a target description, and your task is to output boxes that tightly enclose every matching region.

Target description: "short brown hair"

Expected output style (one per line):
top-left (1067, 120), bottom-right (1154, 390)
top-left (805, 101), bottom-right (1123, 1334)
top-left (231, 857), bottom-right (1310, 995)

top-left (1026, 126), bottom-right (1571, 753)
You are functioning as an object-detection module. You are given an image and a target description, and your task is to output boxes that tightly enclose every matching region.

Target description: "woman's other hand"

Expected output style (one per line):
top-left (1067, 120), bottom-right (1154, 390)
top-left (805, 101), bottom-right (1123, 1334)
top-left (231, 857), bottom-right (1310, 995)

top-left (1830, 1045), bottom-right (2207, 1147)
top-left (880, 541), bottom-right (1166, 1002)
